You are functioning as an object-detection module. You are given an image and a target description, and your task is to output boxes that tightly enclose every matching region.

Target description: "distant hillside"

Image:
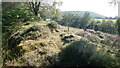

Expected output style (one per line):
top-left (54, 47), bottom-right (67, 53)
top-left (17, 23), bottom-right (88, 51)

top-left (62, 11), bottom-right (107, 18)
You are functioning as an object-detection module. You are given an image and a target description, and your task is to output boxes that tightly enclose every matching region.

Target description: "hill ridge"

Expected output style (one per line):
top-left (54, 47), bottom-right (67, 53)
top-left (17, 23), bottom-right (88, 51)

top-left (62, 11), bottom-right (107, 18)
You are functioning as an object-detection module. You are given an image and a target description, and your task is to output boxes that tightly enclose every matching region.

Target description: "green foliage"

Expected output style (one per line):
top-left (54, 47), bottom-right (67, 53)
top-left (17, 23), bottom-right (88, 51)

top-left (87, 20), bottom-right (96, 29)
top-left (2, 8), bottom-right (38, 38)
top-left (59, 13), bottom-right (82, 28)
top-left (2, 22), bottom-right (23, 53)
top-left (100, 22), bottom-right (117, 34)
top-left (2, 8), bottom-right (39, 51)
top-left (2, 9), bottom-right (34, 54)
top-left (59, 12), bottom-right (118, 34)
top-left (71, 14), bottom-right (82, 28)
top-left (24, 0), bottom-right (62, 20)
top-left (52, 16), bottom-right (62, 22)
top-left (2, 2), bottom-right (24, 14)
top-left (59, 13), bottom-right (74, 26)
top-left (80, 12), bottom-right (91, 29)
top-left (87, 20), bottom-right (118, 34)
top-left (58, 40), bottom-right (120, 67)
top-left (116, 19), bottom-right (120, 35)
top-left (4, 46), bottom-right (25, 61)
top-left (59, 12), bottom-right (91, 29)
top-left (2, 9), bottom-right (35, 26)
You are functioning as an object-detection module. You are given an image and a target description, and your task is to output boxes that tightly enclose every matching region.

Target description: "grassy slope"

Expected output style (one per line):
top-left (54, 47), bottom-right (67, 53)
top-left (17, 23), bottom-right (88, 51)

top-left (4, 21), bottom-right (120, 67)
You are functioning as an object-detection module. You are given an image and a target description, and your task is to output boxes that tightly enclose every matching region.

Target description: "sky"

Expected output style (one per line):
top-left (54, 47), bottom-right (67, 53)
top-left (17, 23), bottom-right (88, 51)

top-left (60, 0), bottom-right (118, 17)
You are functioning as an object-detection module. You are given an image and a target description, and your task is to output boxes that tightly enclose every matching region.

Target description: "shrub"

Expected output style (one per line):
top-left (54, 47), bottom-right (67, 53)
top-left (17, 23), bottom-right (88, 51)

top-left (94, 22), bottom-right (118, 34)
top-left (2, 9), bottom-right (39, 33)
top-left (59, 40), bottom-right (95, 66)
top-left (58, 40), bottom-right (120, 68)
top-left (116, 19), bottom-right (120, 35)
top-left (3, 9), bottom-right (30, 26)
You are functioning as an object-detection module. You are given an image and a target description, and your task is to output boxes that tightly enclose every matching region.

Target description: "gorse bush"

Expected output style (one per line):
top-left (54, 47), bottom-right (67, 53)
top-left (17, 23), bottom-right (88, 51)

top-left (58, 40), bottom-right (120, 68)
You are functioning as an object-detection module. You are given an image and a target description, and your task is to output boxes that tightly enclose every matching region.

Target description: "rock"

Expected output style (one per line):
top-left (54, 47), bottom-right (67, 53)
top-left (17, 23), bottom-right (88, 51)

top-left (47, 21), bottom-right (58, 29)
top-left (38, 51), bottom-right (47, 55)
top-left (96, 31), bottom-right (103, 34)
top-left (61, 34), bottom-right (77, 45)
top-left (76, 31), bottom-right (85, 37)
top-left (24, 22), bottom-right (31, 25)
top-left (86, 29), bottom-right (96, 33)
top-left (99, 33), bottom-right (105, 39)
top-left (76, 31), bottom-right (101, 43)
top-left (55, 29), bottom-right (59, 32)
top-left (60, 34), bottom-right (64, 37)
top-left (47, 21), bottom-right (60, 33)
top-left (8, 31), bottom-right (24, 49)
top-left (64, 34), bottom-right (74, 39)
top-left (40, 43), bottom-right (47, 47)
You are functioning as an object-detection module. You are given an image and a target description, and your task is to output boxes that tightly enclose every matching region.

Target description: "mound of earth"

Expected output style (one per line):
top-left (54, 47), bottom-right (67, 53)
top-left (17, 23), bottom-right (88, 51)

top-left (3, 21), bottom-right (120, 67)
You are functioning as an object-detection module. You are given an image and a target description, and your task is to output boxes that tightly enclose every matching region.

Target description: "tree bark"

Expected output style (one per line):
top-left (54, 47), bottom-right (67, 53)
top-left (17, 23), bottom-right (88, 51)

top-left (29, 2), bottom-right (41, 16)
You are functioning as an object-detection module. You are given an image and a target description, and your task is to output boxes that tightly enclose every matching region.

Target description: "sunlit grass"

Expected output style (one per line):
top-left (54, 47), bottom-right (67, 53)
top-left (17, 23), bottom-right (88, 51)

top-left (94, 19), bottom-right (117, 22)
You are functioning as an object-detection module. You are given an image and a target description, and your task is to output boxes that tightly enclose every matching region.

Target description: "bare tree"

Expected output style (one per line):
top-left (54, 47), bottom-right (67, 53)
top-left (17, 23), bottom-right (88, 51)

top-left (109, 0), bottom-right (119, 5)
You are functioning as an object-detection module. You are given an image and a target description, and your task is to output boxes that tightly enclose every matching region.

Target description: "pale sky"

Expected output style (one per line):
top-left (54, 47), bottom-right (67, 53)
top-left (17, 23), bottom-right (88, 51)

top-left (60, 0), bottom-right (118, 17)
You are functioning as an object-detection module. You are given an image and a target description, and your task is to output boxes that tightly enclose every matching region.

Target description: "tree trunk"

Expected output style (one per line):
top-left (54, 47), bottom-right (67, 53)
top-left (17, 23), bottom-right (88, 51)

top-left (34, 9), bottom-right (38, 16)
top-left (31, 2), bottom-right (40, 16)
